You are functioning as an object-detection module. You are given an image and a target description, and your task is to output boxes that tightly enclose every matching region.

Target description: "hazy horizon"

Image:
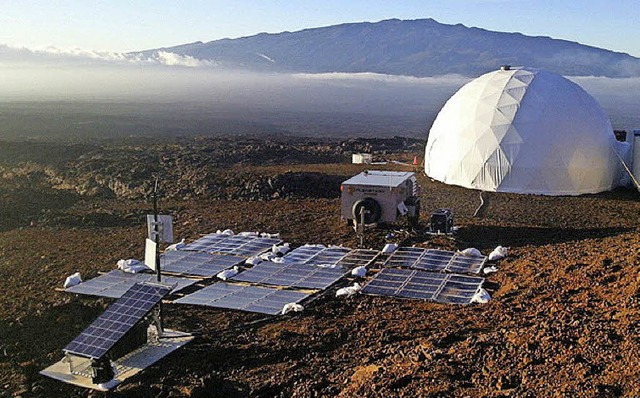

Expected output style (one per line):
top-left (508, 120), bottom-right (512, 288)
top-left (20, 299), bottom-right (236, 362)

top-left (1, 45), bottom-right (639, 142)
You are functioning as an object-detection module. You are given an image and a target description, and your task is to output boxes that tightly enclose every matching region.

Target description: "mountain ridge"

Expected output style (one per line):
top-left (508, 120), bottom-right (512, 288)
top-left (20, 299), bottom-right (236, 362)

top-left (135, 18), bottom-right (640, 78)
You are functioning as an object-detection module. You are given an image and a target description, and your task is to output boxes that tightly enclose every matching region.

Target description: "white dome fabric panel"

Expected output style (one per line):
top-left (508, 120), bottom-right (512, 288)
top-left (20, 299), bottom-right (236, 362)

top-left (425, 68), bottom-right (621, 195)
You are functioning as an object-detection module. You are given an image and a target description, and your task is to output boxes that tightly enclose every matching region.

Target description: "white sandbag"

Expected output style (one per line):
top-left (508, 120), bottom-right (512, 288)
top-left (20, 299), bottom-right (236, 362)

top-left (261, 232), bottom-right (281, 239)
top-left (471, 288), bottom-right (491, 304)
top-left (217, 266), bottom-right (240, 281)
top-left (117, 259), bottom-right (150, 273)
top-left (336, 283), bottom-right (362, 297)
top-left (317, 263), bottom-right (338, 269)
top-left (260, 252), bottom-right (276, 261)
top-left (165, 238), bottom-right (186, 251)
top-left (351, 266), bottom-right (367, 278)
top-left (460, 248), bottom-right (482, 257)
top-left (63, 272), bottom-right (82, 288)
top-left (238, 231), bottom-right (259, 237)
top-left (281, 303), bottom-right (304, 315)
top-left (272, 242), bottom-right (290, 255)
top-left (221, 229), bottom-right (234, 236)
top-left (245, 256), bottom-right (263, 266)
top-left (483, 265), bottom-right (499, 275)
top-left (272, 256), bottom-right (290, 264)
top-left (488, 246), bottom-right (508, 261)
top-left (382, 243), bottom-right (398, 254)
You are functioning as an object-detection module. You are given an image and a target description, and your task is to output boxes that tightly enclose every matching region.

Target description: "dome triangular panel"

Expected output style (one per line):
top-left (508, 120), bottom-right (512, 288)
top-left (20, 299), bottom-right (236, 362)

top-left (425, 67), bottom-right (622, 195)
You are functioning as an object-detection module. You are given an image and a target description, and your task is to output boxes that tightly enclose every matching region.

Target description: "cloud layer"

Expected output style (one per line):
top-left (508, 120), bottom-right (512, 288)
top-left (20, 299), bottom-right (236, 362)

top-left (0, 44), bottom-right (217, 68)
top-left (0, 44), bottom-right (638, 135)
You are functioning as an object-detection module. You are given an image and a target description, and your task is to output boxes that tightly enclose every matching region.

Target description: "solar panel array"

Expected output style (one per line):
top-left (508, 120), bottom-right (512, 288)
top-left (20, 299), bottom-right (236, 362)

top-left (65, 270), bottom-right (198, 299)
top-left (159, 250), bottom-right (244, 277)
top-left (183, 234), bottom-right (281, 257)
top-left (64, 283), bottom-right (171, 359)
top-left (230, 261), bottom-right (348, 290)
top-left (384, 247), bottom-right (486, 274)
top-left (173, 283), bottom-right (309, 315)
top-left (362, 268), bottom-right (484, 304)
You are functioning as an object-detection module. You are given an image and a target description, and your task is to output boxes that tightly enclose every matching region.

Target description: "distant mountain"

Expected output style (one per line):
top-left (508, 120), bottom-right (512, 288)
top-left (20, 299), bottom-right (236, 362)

top-left (135, 18), bottom-right (640, 78)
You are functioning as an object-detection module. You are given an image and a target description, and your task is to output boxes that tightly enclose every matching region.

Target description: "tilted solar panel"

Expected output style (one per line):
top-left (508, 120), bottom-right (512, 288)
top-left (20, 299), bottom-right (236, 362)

top-left (159, 250), bottom-right (244, 277)
top-left (230, 261), bottom-right (348, 290)
top-left (65, 270), bottom-right (197, 299)
top-left (361, 268), bottom-right (484, 304)
top-left (64, 283), bottom-right (171, 359)
top-left (173, 283), bottom-right (309, 315)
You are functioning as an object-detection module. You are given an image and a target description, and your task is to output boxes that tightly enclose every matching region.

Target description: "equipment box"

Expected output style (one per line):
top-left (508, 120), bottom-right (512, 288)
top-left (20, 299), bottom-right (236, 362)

top-left (430, 208), bottom-right (453, 233)
top-left (340, 170), bottom-right (418, 224)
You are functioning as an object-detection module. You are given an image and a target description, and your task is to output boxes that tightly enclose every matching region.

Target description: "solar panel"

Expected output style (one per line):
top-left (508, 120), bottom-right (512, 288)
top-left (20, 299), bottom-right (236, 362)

top-left (230, 261), bottom-right (348, 290)
top-left (447, 253), bottom-right (486, 274)
top-left (305, 246), bottom-right (351, 266)
top-left (159, 250), bottom-right (244, 277)
top-left (362, 268), bottom-right (484, 304)
top-left (173, 283), bottom-right (309, 315)
top-left (383, 247), bottom-right (426, 268)
top-left (183, 234), bottom-right (281, 257)
top-left (65, 270), bottom-right (198, 299)
top-left (413, 249), bottom-right (452, 272)
top-left (64, 283), bottom-right (171, 359)
top-left (335, 249), bottom-right (379, 269)
top-left (282, 245), bottom-right (325, 263)
top-left (183, 233), bottom-right (228, 252)
top-left (384, 247), bottom-right (486, 274)
top-left (282, 246), bottom-right (351, 266)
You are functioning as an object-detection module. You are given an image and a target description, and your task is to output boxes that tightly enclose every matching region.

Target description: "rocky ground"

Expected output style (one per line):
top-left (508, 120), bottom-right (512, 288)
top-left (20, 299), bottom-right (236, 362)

top-left (0, 136), bottom-right (639, 397)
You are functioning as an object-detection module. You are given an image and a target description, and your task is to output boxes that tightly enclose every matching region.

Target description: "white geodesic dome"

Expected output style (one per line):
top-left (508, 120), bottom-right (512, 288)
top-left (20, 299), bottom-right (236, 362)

top-left (424, 67), bottom-right (623, 195)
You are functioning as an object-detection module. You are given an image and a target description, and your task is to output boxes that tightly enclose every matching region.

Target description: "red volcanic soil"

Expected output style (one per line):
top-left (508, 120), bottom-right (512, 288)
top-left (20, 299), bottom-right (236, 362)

top-left (1, 136), bottom-right (639, 397)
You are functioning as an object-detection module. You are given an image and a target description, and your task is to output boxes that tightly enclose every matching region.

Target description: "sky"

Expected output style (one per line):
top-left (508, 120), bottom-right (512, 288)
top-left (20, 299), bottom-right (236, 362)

top-left (1, 0), bottom-right (639, 57)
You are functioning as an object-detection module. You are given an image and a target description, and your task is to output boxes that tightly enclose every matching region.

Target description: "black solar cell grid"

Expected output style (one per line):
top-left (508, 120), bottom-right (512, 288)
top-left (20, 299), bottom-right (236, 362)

top-left (383, 247), bottom-right (486, 274)
top-left (183, 234), bottom-right (281, 257)
top-left (159, 251), bottom-right (244, 277)
top-left (305, 247), bottom-right (351, 266)
top-left (447, 253), bottom-right (486, 274)
top-left (361, 268), bottom-right (484, 304)
top-left (230, 261), bottom-right (347, 289)
top-left (173, 283), bottom-right (309, 315)
top-left (413, 249), bottom-right (454, 271)
top-left (335, 249), bottom-right (379, 268)
top-left (183, 233), bottom-right (228, 252)
top-left (282, 246), bottom-right (325, 263)
top-left (64, 283), bottom-right (170, 359)
top-left (65, 270), bottom-right (198, 299)
top-left (383, 247), bottom-right (426, 268)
